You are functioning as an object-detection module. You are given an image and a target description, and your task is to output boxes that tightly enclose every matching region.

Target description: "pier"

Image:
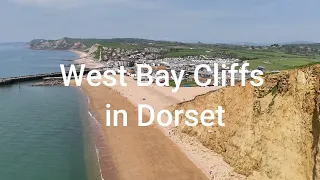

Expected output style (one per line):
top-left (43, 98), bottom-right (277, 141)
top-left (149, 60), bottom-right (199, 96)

top-left (0, 69), bottom-right (92, 86)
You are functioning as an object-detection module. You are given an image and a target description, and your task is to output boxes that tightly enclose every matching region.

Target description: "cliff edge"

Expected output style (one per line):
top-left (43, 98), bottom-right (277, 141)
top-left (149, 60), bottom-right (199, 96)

top-left (29, 38), bottom-right (87, 51)
top-left (173, 65), bottom-right (320, 180)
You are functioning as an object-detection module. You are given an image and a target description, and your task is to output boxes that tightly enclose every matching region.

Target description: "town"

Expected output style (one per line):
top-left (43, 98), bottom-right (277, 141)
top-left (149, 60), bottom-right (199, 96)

top-left (73, 45), bottom-right (267, 88)
top-left (60, 62), bottom-right (264, 92)
top-left (28, 38), bottom-right (320, 89)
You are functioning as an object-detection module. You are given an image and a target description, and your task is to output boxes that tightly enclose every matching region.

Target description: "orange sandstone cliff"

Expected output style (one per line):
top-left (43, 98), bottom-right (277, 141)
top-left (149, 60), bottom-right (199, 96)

top-left (172, 65), bottom-right (320, 180)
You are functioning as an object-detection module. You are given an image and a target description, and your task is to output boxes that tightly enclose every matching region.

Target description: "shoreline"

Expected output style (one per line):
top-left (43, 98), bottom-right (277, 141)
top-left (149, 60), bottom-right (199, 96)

top-left (75, 86), bottom-right (117, 180)
top-left (105, 76), bottom-right (245, 180)
top-left (76, 80), bottom-right (209, 180)
top-left (75, 76), bottom-right (245, 180)
top-left (75, 87), bottom-right (105, 180)
top-left (69, 50), bottom-right (244, 179)
top-left (70, 50), bottom-right (105, 69)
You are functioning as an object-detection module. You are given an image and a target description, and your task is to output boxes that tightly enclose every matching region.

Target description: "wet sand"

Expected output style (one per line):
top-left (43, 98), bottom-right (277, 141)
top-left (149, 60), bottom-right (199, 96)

top-left (79, 81), bottom-right (209, 180)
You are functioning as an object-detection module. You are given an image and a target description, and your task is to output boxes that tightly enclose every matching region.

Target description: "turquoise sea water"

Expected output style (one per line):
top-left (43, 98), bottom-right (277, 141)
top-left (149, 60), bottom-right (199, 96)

top-left (0, 43), bottom-right (101, 180)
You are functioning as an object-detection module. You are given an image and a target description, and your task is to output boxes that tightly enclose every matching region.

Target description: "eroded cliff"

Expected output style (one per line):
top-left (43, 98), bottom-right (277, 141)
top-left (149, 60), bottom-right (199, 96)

top-left (173, 65), bottom-right (320, 180)
top-left (29, 38), bottom-right (86, 50)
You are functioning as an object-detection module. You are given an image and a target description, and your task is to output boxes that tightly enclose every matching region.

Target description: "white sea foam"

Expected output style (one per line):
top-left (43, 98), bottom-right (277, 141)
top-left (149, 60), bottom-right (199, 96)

top-left (95, 144), bottom-right (105, 180)
top-left (88, 111), bottom-right (99, 125)
top-left (87, 111), bottom-right (105, 180)
top-left (77, 87), bottom-right (105, 180)
top-left (87, 108), bottom-right (108, 180)
top-left (75, 87), bottom-right (90, 104)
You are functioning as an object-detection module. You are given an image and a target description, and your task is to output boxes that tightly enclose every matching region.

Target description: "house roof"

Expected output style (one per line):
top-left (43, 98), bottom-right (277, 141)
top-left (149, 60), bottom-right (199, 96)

top-left (152, 66), bottom-right (167, 70)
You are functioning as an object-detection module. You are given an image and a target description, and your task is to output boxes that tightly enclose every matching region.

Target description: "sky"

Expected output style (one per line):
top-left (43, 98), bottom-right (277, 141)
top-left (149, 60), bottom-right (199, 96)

top-left (0, 0), bottom-right (319, 44)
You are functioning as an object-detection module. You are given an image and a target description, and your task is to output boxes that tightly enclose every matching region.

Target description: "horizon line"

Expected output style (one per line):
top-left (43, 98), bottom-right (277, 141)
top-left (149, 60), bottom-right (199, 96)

top-left (1, 38), bottom-right (320, 46)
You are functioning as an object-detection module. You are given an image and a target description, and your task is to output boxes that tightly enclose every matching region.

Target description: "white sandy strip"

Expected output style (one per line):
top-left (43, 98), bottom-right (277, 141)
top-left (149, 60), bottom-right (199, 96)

top-left (71, 50), bottom-right (105, 69)
top-left (104, 76), bottom-right (246, 180)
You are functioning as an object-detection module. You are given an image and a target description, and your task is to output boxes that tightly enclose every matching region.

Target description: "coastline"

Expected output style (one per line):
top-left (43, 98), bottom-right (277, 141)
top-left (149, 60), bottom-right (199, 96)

top-left (70, 50), bottom-right (105, 69)
top-left (76, 80), bottom-right (209, 180)
top-left (75, 75), bottom-right (245, 180)
top-left (2, 45), bottom-right (244, 180)
top-left (104, 76), bottom-right (245, 180)
top-left (69, 50), bottom-right (244, 179)
top-left (74, 87), bottom-right (107, 180)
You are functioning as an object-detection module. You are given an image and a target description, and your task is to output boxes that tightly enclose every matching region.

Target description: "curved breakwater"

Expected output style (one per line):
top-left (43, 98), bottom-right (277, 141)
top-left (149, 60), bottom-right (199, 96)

top-left (0, 69), bottom-right (91, 86)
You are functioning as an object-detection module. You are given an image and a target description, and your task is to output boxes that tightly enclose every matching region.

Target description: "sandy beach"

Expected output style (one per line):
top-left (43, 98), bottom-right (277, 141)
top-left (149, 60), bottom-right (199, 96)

top-left (71, 50), bottom-right (105, 69)
top-left (76, 73), bottom-right (244, 180)
top-left (79, 81), bottom-right (209, 180)
top-left (71, 50), bottom-right (244, 179)
top-left (107, 76), bottom-right (245, 180)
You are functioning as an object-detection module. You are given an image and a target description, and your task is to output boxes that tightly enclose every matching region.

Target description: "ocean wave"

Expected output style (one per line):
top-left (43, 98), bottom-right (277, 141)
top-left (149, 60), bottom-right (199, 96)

top-left (75, 87), bottom-right (90, 104)
top-left (77, 87), bottom-right (105, 180)
top-left (88, 111), bottom-right (99, 125)
top-left (87, 110), bottom-right (106, 180)
top-left (88, 111), bottom-right (104, 180)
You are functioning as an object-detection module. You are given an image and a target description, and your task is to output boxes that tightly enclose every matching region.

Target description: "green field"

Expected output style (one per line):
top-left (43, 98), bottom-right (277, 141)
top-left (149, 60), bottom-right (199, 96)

top-left (246, 57), bottom-right (320, 70)
top-left (62, 37), bottom-right (320, 71)
top-left (163, 47), bottom-right (320, 71)
top-left (228, 50), bottom-right (320, 70)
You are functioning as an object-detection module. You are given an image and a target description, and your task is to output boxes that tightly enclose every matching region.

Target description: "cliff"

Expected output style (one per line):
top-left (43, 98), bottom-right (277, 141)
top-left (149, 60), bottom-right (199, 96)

top-left (29, 38), bottom-right (87, 51)
top-left (172, 65), bottom-right (320, 180)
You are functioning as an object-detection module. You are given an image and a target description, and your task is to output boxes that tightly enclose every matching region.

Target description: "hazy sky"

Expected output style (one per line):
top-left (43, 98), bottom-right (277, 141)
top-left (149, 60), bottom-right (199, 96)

top-left (1, 0), bottom-right (319, 43)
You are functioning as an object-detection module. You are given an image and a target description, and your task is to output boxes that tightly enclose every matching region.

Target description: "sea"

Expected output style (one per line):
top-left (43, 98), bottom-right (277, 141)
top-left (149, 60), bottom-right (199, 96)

top-left (0, 43), bottom-right (102, 180)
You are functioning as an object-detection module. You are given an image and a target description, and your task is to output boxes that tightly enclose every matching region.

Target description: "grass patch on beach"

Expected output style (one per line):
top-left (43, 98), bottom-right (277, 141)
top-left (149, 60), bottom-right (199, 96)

top-left (169, 80), bottom-right (198, 87)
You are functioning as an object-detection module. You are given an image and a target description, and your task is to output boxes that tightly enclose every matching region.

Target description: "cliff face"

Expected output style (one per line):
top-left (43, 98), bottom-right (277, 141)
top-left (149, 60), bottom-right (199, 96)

top-left (29, 38), bottom-right (86, 51)
top-left (173, 65), bottom-right (320, 180)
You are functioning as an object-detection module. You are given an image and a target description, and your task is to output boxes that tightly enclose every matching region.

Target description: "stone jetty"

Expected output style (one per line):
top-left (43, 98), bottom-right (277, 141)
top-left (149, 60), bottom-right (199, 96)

top-left (0, 69), bottom-right (92, 86)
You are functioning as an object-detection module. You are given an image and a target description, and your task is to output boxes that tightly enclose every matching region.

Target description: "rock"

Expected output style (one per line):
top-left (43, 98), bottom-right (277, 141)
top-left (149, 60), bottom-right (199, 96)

top-left (29, 38), bottom-right (72, 50)
top-left (87, 44), bottom-right (101, 56)
top-left (31, 80), bottom-right (63, 86)
top-left (173, 65), bottom-right (320, 180)
top-left (70, 42), bottom-right (87, 51)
